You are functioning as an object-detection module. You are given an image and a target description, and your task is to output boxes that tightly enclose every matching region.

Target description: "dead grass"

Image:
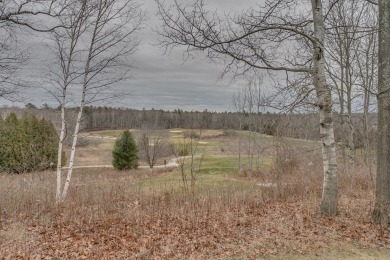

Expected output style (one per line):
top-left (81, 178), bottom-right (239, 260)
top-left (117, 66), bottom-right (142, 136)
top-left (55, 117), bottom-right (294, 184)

top-left (1, 161), bottom-right (388, 258)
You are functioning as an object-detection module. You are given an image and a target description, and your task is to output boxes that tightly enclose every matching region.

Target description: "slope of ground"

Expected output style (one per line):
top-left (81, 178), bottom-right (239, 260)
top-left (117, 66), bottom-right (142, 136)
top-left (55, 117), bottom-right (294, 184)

top-left (0, 128), bottom-right (386, 259)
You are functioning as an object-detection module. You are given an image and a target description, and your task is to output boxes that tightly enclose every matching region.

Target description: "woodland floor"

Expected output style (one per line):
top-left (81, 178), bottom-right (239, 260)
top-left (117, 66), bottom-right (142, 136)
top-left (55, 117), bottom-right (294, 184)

top-left (1, 195), bottom-right (390, 259)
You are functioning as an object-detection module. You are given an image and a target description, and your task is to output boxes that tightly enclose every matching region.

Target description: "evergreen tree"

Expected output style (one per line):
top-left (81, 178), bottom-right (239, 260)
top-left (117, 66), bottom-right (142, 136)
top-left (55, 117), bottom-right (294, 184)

top-left (112, 130), bottom-right (139, 170)
top-left (0, 113), bottom-right (63, 173)
top-left (0, 113), bottom-right (28, 173)
top-left (40, 118), bottom-right (66, 168)
top-left (0, 114), bottom-right (4, 169)
top-left (22, 113), bottom-right (42, 171)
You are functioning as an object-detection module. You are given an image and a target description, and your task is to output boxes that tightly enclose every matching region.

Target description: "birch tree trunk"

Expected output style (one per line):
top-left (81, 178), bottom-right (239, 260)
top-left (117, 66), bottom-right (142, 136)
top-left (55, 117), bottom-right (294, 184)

top-left (56, 95), bottom-right (66, 203)
top-left (373, 0), bottom-right (390, 225)
top-left (53, 2), bottom-right (88, 203)
top-left (60, 100), bottom-right (85, 201)
top-left (60, 4), bottom-right (100, 202)
top-left (311, 0), bottom-right (338, 216)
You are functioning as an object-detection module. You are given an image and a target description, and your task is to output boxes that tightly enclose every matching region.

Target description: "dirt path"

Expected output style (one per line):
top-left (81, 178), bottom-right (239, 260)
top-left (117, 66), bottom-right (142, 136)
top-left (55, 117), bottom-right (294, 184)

top-left (62, 158), bottom-right (180, 170)
top-left (82, 134), bottom-right (117, 140)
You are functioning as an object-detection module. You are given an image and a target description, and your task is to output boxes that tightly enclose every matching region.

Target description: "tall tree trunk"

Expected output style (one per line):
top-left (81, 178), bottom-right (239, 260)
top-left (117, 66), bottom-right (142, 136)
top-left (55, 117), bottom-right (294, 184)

top-left (56, 95), bottom-right (66, 203)
top-left (373, 0), bottom-right (390, 225)
top-left (347, 77), bottom-right (355, 163)
top-left (311, 0), bottom-right (338, 216)
top-left (345, 39), bottom-right (355, 163)
top-left (363, 76), bottom-right (371, 166)
top-left (61, 103), bottom-right (84, 201)
top-left (238, 119), bottom-right (242, 173)
top-left (363, 84), bottom-right (373, 181)
top-left (60, 2), bottom-right (100, 201)
top-left (339, 65), bottom-right (346, 165)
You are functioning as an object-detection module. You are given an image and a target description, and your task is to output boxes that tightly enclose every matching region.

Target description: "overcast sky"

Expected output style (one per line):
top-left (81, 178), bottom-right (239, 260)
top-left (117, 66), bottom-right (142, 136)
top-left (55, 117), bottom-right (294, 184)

top-left (127, 0), bottom-right (260, 112)
top-left (0, 0), bottom-right (262, 112)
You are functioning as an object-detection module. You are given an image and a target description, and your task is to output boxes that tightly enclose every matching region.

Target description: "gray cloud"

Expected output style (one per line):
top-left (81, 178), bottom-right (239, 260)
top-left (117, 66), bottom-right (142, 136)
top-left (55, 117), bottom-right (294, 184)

top-left (0, 0), bottom-right (260, 112)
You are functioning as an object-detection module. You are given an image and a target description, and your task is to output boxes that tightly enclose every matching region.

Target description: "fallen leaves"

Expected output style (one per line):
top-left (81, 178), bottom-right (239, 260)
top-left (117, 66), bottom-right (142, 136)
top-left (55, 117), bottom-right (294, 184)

top-left (1, 196), bottom-right (390, 259)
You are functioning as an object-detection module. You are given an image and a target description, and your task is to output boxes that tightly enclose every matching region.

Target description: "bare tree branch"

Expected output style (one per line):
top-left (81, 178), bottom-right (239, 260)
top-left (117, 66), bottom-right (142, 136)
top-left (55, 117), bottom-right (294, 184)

top-left (156, 0), bottom-right (312, 75)
top-left (0, 0), bottom-right (74, 100)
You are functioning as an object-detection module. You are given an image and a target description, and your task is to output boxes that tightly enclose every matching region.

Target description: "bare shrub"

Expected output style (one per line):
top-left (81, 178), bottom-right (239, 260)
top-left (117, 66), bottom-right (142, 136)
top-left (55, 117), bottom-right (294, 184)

top-left (75, 137), bottom-right (94, 148)
top-left (175, 142), bottom-right (190, 156)
top-left (0, 157), bottom-right (381, 259)
top-left (183, 131), bottom-right (200, 139)
top-left (0, 161), bottom-right (373, 228)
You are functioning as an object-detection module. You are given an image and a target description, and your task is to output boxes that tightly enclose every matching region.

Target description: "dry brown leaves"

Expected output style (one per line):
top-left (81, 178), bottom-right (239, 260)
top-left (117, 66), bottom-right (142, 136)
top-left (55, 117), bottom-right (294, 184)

top-left (1, 198), bottom-right (389, 259)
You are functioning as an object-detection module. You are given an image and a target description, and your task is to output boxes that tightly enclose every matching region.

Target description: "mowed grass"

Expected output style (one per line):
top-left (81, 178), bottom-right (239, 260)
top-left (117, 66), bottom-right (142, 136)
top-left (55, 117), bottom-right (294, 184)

top-left (197, 155), bottom-right (272, 175)
top-left (136, 155), bottom-right (272, 193)
top-left (78, 128), bottom-right (275, 192)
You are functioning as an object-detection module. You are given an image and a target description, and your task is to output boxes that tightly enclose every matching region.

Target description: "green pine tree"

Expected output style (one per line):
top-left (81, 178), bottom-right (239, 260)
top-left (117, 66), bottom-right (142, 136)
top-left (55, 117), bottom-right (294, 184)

top-left (0, 114), bottom-right (4, 170)
top-left (22, 113), bottom-right (42, 171)
top-left (0, 113), bottom-right (64, 173)
top-left (0, 113), bottom-right (28, 173)
top-left (40, 118), bottom-right (66, 168)
top-left (112, 130), bottom-right (139, 170)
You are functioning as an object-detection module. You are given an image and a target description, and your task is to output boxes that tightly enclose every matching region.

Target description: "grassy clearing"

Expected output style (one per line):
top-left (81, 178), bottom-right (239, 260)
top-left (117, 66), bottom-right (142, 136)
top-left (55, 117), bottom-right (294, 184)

top-left (236, 129), bottom-right (275, 142)
top-left (196, 155), bottom-right (272, 175)
top-left (76, 128), bottom-right (278, 168)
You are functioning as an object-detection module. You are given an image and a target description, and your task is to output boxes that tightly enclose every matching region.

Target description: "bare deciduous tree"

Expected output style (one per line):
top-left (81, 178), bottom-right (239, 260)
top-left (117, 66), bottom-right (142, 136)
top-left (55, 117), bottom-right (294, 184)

top-left (50, 0), bottom-right (145, 202)
top-left (156, 0), bottom-right (338, 215)
top-left (175, 129), bottom-right (204, 194)
top-left (0, 0), bottom-right (69, 100)
top-left (46, 0), bottom-right (90, 203)
top-left (325, 0), bottom-right (377, 165)
top-left (232, 77), bottom-right (266, 175)
top-left (139, 130), bottom-right (167, 168)
top-left (232, 86), bottom-right (247, 173)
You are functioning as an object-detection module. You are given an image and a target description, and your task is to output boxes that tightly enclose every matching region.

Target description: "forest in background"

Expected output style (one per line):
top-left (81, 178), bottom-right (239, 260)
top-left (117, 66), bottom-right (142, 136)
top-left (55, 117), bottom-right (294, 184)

top-left (0, 105), bottom-right (377, 148)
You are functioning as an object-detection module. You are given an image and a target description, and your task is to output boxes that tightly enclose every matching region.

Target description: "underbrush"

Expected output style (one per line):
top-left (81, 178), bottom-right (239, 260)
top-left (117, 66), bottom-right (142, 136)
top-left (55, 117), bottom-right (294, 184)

top-left (0, 155), bottom-right (386, 258)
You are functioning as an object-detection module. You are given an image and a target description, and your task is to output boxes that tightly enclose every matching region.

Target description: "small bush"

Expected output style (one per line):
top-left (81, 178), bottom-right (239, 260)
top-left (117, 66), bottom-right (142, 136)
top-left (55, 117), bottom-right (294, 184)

top-left (263, 123), bottom-right (277, 136)
top-left (175, 142), bottom-right (190, 156)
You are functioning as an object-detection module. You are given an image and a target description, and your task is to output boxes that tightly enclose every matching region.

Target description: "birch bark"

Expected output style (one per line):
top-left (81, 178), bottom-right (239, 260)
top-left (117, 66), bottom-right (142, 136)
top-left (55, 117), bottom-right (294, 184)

top-left (53, 0), bottom-right (144, 202)
top-left (311, 0), bottom-right (338, 216)
top-left (56, 95), bottom-right (66, 202)
top-left (60, 2), bottom-right (101, 201)
top-left (54, 3), bottom-right (88, 203)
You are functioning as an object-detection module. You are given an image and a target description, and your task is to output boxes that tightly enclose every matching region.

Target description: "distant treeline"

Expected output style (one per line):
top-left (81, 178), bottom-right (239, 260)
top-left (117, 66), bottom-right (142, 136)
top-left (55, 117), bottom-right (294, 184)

top-left (0, 106), bottom-right (377, 147)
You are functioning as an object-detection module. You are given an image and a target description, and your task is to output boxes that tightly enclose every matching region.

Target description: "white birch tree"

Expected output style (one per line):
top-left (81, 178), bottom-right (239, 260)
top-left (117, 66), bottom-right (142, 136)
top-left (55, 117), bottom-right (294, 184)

top-left (156, 0), bottom-right (338, 215)
top-left (46, 0), bottom-right (91, 203)
top-left (50, 0), bottom-right (145, 202)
